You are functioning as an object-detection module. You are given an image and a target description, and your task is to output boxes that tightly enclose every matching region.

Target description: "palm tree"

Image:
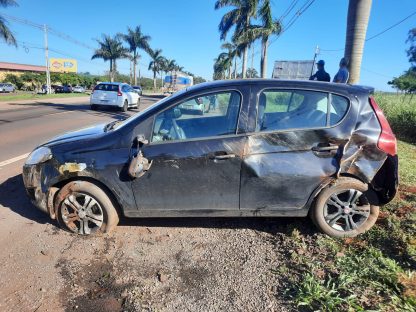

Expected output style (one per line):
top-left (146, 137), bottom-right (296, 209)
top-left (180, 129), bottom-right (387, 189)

top-left (213, 52), bottom-right (232, 80)
top-left (215, 0), bottom-right (258, 78)
top-left (246, 67), bottom-right (259, 78)
top-left (148, 49), bottom-right (165, 91)
top-left (119, 26), bottom-right (151, 85)
top-left (92, 35), bottom-right (129, 82)
top-left (0, 0), bottom-right (18, 46)
top-left (237, 0), bottom-right (281, 78)
top-left (344, 0), bottom-right (372, 84)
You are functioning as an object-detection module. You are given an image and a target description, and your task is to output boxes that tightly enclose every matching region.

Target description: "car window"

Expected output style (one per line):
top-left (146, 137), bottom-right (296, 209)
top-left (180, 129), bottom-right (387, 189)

top-left (95, 84), bottom-right (119, 92)
top-left (121, 85), bottom-right (129, 92)
top-left (330, 95), bottom-right (349, 125)
top-left (257, 90), bottom-right (328, 132)
top-left (151, 90), bottom-right (241, 143)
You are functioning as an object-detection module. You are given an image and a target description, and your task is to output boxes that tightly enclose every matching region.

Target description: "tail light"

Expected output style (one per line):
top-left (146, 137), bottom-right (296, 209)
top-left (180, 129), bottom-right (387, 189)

top-left (117, 88), bottom-right (122, 96)
top-left (369, 96), bottom-right (397, 156)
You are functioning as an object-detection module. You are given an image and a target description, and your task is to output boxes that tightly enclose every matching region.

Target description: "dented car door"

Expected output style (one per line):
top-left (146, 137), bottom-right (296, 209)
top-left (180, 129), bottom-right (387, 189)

top-left (240, 87), bottom-right (352, 211)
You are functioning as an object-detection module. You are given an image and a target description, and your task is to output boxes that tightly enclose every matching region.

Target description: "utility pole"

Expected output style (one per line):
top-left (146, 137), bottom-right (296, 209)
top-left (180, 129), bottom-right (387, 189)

top-left (310, 45), bottom-right (320, 76)
top-left (251, 44), bottom-right (254, 78)
top-left (43, 24), bottom-right (51, 94)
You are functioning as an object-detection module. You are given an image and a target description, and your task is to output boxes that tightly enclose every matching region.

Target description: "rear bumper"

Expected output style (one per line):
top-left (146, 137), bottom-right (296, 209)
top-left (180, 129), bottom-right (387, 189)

top-left (371, 154), bottom-right (399, 205)
top-left (90, 97), bottom-right (123, 107)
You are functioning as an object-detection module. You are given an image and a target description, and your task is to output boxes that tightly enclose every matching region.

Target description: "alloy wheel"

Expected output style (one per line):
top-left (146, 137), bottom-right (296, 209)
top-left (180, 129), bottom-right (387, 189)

top-left (60, 192), bottom-right (104, 235)
top-left (323, 189), bottom-right (371, 232)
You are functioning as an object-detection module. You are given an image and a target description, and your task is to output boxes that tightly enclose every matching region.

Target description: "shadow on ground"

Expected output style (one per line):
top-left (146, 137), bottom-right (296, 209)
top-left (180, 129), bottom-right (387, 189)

top-left (0, 174), bottom-right (317, 237)
top-left (118, 214), bottom-right (317, 237)
top-left (10, 101), bottom-right (135, 120)
top-left (0, 174), bottom-right (51, 225)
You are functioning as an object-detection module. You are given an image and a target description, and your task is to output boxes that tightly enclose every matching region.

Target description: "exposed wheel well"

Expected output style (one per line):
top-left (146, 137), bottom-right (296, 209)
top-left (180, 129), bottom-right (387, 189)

top-left (52, 177), bottom-right (124, 217)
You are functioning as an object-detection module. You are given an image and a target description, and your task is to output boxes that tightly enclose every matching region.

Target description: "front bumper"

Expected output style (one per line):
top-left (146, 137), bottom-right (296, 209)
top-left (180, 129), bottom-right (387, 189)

top-left (22, 164), bottom-right (58, 218)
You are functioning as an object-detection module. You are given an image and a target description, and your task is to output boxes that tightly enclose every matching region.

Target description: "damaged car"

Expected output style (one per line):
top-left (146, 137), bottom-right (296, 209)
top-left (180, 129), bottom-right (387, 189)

top-left (22, 79), bottom-right (398, 238)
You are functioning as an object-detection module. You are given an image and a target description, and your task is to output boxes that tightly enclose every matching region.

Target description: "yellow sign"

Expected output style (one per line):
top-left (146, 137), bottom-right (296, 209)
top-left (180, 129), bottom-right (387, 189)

top-left (49, 58), bottom-right (77, 73)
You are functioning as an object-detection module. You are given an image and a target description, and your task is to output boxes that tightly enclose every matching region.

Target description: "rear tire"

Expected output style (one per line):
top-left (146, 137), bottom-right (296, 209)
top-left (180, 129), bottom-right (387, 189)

top-left (55, 181), bottom-right (119, 235)
top-left (121, 100), bottom-right (128, 112)
top-left (311, 177), bottom-right (379, 238)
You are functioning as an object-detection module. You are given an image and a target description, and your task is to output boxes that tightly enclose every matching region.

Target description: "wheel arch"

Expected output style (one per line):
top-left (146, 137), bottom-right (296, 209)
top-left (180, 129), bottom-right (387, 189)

top-left (52, 176), bottom-right (124, 218)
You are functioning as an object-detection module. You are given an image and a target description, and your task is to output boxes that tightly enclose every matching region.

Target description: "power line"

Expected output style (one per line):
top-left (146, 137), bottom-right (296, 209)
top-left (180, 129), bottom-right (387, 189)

top-left (321, 10), bottom-right (416, 52)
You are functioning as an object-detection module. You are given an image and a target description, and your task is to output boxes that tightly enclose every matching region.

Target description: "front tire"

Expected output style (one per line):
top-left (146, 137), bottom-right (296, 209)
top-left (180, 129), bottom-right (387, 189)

top-left (311, 177), bottom-right (379, 238)
top-left (55, 181), bottom-right (119, 235)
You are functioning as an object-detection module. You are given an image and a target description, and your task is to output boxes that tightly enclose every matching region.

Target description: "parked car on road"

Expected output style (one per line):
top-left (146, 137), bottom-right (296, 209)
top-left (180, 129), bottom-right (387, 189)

top-left (0, 83), bottom-right (15, 93)
top-left (55, 85), bottom-right (72, 93)
top-left (90, 82), bottom-right (140, 111)
top-left (72, 85), bottom-right (86, 93)
top-left (23, 79), bottom-right (398, 237)
top-left (132, 85), bottom-right (142, 95)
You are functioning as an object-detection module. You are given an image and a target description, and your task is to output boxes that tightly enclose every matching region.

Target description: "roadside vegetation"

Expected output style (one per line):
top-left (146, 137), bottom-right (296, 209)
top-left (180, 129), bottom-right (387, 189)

top-left (0, 91), bottom-right (89, 102)
top-left (278, 91), bottom-right (416, 310)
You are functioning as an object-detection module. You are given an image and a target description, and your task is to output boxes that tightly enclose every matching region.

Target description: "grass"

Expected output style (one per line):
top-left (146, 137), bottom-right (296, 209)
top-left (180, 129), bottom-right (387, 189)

top-left (0, 92), bottom-right (90, 102)
top-left (278, 92), bottom-right (416, 311)
top-left (375, 92), bottom-right (416, 143)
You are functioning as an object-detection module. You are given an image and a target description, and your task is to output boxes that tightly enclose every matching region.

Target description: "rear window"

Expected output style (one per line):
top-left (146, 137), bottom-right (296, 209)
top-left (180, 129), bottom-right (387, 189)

top-left (95, 84), bottom-right (119, 92)
top-left (330, 95), bottom-right (349, 125)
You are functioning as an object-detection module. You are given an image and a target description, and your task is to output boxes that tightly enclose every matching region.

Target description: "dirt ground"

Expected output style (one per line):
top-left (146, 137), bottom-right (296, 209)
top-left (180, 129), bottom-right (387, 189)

top-left (0, 169), bottom-right (320, 312)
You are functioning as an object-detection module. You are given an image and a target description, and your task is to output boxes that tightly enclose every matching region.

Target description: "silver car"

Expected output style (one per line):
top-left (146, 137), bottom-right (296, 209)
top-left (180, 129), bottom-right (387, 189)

top-left (0, 83), bottom-right (15, 93)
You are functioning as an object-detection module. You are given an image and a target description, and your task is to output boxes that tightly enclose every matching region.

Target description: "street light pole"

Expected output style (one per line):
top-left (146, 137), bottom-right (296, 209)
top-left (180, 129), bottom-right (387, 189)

top-left (43, 24), bottom-right (51, 94)
top-left (310, 45), bottom-right (320, 77)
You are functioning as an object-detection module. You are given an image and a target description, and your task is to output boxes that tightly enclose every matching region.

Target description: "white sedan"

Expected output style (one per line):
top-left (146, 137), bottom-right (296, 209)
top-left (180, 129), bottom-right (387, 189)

top-left (90, 82), bottom-right (140, 111)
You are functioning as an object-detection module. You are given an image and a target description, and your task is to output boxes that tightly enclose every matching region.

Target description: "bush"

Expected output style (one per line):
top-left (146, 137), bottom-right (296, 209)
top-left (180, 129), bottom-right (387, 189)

top-left (2, 74), bottom-right (24, 90)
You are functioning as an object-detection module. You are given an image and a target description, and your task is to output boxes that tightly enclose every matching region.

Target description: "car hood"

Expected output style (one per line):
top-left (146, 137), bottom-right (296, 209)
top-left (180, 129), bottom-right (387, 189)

top-left (43, 123), bottom-right (107, 146)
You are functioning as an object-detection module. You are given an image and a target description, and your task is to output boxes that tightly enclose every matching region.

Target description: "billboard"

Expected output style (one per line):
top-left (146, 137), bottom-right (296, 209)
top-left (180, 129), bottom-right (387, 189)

top-left (272, 60), bottom-right (314, 80)
top-left (49, 58), bottom-right (77, 73)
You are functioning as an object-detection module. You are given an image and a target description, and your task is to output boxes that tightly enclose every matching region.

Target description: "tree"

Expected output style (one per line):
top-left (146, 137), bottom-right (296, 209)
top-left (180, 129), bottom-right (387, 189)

top-left (213, 52), bottom-right (232, 80)
top-left (344, 0), bottom-right (372, 84)
top-left (246, 67), bottom-right (259, 78)
top-left (119, 26), bottom-right (151, 85)
top-left (2, 73), bottom-right (23, 89)
top-left (148, 49), bottom-right (165, 91)
top-left (239, 0), bottom-right (281, 78)
top-left (215, 0), bottom-right (258, 78)
top-left (0, 0), bottom-right (18, 46)
top-left (407, 28), bottom-right (416, 68)
top-left (91, 34), bottom-right (129, 82)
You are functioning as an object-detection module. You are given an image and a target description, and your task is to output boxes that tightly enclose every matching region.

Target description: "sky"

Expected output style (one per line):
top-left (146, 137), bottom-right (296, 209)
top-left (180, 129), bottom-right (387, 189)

top-left (0, 0), bottom-right (415, 91)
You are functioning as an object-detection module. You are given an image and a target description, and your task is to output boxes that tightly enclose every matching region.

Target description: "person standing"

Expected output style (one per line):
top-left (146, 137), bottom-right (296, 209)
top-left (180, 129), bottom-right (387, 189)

top-left (309, 60), bottom-right (331, 82)
top-left (333, 58), bottom-right (350, 83)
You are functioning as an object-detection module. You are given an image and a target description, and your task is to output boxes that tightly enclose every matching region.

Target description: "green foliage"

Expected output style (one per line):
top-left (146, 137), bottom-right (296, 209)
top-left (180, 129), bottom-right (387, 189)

top-left (407, 28), bottom-right (416, 66)
top-left (2, 73), bottom-right (23, 89)
top-left (388, 69), bottom-right (416, 93)
top-left (375, 92), bottom-right (416, 143)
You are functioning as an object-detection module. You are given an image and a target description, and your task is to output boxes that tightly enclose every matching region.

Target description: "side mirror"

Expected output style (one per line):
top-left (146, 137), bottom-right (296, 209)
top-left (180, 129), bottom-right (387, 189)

top-left (129, 135), bottom-right (152, 179)
top-left (135, 134), bottom-right (148, 146)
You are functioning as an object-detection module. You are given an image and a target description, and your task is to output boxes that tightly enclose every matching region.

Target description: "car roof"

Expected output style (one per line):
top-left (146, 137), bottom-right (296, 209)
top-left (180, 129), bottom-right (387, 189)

top-left (99, 82), bottom-right (127, 85)
top-left (186, 79), bottom-right (374, 96)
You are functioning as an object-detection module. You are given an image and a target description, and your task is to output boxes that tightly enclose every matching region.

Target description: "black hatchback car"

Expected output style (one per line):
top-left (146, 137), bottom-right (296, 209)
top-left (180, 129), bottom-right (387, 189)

top-left (22, 79), bottom-right (398, 237)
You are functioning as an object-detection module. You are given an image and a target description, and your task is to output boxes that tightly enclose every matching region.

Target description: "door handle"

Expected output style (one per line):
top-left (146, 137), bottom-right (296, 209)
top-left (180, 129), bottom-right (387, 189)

top-left (213, 154), bottom-right (236, 160)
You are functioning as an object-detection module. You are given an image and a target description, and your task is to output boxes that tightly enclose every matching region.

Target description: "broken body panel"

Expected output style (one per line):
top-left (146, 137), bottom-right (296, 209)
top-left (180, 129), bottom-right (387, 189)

top-left (22, 79), bottom-right (398, 219)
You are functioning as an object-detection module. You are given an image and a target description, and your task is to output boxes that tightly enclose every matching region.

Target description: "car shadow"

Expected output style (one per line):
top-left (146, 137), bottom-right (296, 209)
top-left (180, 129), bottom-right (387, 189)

top-left (10, 101), bottom-right (135, 120)
top-left (0, 174), bottom-right (51, 225)
top-left (0, 174), bottom-right (317, 237)
top-left (118, 214), bottom-right (317, 237)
